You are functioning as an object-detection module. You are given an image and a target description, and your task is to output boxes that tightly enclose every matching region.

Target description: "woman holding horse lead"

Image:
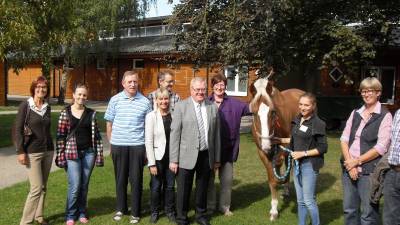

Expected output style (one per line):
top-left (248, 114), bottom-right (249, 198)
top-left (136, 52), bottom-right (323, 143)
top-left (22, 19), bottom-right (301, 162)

top-left (55, 83), bottom-right (104, 225)
top-left (340, 77), bottom-right (392, 225)
top-left (289, 92), bottom-right (327, 225)
top-left (207, 74), bottom-right (252, 216)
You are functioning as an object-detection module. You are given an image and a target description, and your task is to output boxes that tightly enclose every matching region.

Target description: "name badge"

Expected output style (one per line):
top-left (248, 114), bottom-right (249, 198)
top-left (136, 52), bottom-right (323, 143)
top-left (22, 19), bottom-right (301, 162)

top-left (299, 125), bottom-right (308, 132)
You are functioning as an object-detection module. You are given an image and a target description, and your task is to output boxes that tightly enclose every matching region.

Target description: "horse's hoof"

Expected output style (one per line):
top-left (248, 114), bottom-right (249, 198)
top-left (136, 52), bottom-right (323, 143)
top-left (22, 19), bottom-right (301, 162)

top-left (269, 213), bottom-right (278, 221)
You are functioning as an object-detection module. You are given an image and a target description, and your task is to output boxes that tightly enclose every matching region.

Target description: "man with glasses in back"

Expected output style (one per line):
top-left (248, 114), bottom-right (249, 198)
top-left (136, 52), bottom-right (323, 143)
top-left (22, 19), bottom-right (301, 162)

top-left (169, 77), bottom-right (221, 225)
top-left (147, 70), bottom-right (180, 112)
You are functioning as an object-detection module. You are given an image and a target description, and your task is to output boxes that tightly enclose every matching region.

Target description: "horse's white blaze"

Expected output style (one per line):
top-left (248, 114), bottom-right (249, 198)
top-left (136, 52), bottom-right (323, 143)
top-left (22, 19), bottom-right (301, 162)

top-left (258, 103), bottom-right (271, 151)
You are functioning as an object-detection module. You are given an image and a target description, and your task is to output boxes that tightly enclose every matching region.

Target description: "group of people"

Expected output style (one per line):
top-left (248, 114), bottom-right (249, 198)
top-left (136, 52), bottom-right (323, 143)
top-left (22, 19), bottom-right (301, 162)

top-left (288, 76), bottom-right (400, 225)
top-left (15, 70), bottom-right (252, 225)
top-left (14, 71), bottom-right (400, 225)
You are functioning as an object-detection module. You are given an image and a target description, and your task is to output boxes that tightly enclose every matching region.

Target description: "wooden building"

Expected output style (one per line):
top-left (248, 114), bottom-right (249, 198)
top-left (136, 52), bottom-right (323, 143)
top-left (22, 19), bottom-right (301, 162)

top-left (5, 16), bottom-right (400, 119)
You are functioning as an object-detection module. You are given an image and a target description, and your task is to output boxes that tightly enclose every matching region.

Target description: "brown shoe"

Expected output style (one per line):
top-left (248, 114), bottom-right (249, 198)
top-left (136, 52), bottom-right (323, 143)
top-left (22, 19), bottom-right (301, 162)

top-left (36, 219), bottom-right (49, 225)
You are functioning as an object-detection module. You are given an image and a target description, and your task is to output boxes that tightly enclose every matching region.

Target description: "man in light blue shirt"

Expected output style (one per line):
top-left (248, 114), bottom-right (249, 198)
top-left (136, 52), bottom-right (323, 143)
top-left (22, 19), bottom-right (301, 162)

top-left (104, 70), bottom-right (151, 224)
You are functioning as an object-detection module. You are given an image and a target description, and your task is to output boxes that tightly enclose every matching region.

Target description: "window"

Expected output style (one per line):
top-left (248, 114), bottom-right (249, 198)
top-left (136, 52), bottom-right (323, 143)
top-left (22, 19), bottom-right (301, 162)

top-left (132, 59), bottom-right (144, 69)
top-left (145, 26), bottom-right (163, 36)
top-left (224, 66), bottom-right (248, 96)
top-left (363, 66), bottom-right (396, 104)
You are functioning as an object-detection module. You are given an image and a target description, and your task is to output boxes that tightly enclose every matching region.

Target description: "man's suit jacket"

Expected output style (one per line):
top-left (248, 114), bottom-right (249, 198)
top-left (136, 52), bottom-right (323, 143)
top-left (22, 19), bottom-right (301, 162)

top-left (145, 110), bottom-right (168, 166)
top-left (170, 98), bottom-right (221, 170)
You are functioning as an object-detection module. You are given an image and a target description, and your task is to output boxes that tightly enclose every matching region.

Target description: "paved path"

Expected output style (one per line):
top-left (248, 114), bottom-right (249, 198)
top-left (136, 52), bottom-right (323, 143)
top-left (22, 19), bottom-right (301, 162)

top-left (0, 134), bottom-right (111, 189)
top-left (0, 97), bottom-right (108, 115)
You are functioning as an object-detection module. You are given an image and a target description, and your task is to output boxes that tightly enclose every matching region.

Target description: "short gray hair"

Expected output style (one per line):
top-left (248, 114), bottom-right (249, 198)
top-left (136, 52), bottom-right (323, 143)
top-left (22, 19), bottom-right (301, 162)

top-left (157, 70), bottom-right (174, 81)
top-left (122, 70), bottom-right (139, 81)
top-left (190, 77), bottom-right (206, 88)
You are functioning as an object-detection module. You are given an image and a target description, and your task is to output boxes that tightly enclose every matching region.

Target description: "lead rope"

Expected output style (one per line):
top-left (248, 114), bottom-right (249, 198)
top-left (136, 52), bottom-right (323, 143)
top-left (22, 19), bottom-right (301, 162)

top-left (272, 145), bottom-right (299, 181)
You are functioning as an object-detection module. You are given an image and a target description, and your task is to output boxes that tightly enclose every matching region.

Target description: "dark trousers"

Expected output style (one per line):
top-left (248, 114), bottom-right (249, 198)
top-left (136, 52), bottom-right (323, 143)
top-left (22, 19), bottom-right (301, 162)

top-left (342, 172), bottom-right (380, 225)
top-left (383, 168), bottom-right (400, 225)
top-left (176, 151), bottom-right (211, 225)
top-left (111, 145), bottom-right (145, 217)
top-left (150, 155), bottom-right (176, 214)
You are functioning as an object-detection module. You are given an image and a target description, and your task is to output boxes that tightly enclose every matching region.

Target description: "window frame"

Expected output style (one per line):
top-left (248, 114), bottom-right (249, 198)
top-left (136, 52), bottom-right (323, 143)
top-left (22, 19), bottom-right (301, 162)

top-left (224, 65), bottom-right (248, 97)
top-left (132, 59), bottom-right (145, 70)
top-left (362, 66), bottom-right (396, 104)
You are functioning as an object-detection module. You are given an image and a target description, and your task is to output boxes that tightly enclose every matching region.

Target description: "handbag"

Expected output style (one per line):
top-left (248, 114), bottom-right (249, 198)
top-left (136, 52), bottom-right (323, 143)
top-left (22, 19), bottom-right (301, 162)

top-left (23, 103), bottom-right (32, 148)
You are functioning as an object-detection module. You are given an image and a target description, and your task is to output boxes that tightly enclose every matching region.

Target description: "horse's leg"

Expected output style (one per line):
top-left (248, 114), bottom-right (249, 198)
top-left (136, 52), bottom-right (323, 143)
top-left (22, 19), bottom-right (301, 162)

top-left (257, 149), bottom-right (279, 221)
top-left (268, 181), bottom-right (279, 221)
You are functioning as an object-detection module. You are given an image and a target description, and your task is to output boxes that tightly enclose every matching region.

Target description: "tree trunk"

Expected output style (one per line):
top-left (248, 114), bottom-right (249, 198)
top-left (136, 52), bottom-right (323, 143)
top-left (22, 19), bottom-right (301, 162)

top-left (57, 65), bottom-right (71, 105)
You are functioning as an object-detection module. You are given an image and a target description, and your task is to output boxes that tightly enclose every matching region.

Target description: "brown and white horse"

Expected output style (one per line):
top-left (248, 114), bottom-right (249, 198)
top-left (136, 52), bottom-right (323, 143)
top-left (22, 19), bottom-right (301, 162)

top-left (250, 76), bottom-right (304, 221)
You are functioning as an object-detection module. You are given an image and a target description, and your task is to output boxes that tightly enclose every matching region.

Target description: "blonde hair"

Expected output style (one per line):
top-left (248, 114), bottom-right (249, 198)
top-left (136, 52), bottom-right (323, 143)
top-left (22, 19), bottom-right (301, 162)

top-left (154, 88), bottom-right (170, 111)
top-left (359, 77), bottom-right (382, 92)
top-left (155, 88), bottom-right (169, 99)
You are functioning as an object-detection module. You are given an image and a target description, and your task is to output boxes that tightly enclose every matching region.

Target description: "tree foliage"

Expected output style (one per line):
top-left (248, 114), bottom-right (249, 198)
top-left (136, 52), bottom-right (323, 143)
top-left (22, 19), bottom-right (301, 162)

top-left (170, 0), bottom-right (400, 78)
top-left (0, 0), bottom-right (157, 76)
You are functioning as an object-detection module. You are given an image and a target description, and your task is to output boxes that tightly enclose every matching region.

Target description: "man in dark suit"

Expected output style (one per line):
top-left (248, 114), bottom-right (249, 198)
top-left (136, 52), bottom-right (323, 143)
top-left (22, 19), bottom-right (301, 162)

top-left (169, 77), bottom-right (221, 225)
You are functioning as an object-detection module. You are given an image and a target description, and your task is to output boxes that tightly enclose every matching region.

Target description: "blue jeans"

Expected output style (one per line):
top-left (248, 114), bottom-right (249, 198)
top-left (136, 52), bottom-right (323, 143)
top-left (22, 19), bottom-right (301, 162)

top-left (294, 160), bottom-right (320, 225)
top-left (150, 155), bottom-right (176, 214)
top-left (383, 169), bottom-right (400, 225)
top-left (66, 149), bottom-right (95, 220)
top-left (342, 172), bottom-right (380, 225)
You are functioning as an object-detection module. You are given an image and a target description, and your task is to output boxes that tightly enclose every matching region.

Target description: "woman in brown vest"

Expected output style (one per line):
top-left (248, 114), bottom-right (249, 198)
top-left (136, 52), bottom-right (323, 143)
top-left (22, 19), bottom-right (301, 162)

top-left (16, 76), bottom-right (54, 225)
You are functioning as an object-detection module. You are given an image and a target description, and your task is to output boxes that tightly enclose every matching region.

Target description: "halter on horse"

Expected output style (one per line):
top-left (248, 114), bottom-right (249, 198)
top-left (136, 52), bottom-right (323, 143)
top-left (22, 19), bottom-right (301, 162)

top-left (250, 76), bottom-right (304, 221)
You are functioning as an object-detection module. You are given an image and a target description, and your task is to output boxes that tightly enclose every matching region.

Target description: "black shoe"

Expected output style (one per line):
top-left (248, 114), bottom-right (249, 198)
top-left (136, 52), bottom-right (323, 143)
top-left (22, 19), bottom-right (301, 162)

top-left (149, 213), bottom-right (159, 224)
top-left (196, 218), bottom-right (211, 225)
top-left (166, 213), bottom-right (176, 223)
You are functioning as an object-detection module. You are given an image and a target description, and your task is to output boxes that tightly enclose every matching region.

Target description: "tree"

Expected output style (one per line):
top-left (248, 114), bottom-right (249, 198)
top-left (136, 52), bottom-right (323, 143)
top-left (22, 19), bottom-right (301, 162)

top-left (170, 0), bottom-right (400, 90)
top-left (0, 0), bottom-right (159, 103)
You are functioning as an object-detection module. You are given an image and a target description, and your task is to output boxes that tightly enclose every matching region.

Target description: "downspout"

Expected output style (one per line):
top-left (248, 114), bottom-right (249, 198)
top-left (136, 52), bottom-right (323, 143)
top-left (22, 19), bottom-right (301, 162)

top-left (4, 59), bottom-right (8, 106)
top-left (52, 66), bottom-right (56, 97)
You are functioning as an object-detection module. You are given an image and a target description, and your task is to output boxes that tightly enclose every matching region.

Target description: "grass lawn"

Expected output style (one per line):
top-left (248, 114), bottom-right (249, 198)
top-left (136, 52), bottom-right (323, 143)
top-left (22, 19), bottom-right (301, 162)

top-left (0, 133), bottom-right (346, 225)
top-left (0, 112), bottom-right (106, 148)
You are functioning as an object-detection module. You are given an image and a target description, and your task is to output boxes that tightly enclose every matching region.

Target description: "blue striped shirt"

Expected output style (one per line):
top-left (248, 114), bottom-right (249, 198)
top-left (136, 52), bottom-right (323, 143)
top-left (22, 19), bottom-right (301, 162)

top-left (389, 109), bottom-right (400, 165)
top-left (104, 91), bottom-right (151, 146)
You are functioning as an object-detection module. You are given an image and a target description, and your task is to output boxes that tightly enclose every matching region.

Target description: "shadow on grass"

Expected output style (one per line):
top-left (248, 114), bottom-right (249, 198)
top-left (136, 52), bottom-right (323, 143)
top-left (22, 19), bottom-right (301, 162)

top-left (319, 199), bottom-right (343, 224)
top-left (316, 172), bottom-right (337, 194)
top-left (231, 182), bottom-right (269, 210)
top-left (47, 212), bottom-right (66, 224)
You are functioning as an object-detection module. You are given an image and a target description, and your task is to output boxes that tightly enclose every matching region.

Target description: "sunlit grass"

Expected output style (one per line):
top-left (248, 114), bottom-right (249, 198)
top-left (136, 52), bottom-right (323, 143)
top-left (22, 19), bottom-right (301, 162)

top-left (0, 133), bottom-right (345, 225)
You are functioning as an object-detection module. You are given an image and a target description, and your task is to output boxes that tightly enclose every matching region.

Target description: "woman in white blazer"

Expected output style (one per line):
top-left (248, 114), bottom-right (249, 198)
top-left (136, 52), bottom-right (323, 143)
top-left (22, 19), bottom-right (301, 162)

top-left (145, 88), bottom-right (176, 223)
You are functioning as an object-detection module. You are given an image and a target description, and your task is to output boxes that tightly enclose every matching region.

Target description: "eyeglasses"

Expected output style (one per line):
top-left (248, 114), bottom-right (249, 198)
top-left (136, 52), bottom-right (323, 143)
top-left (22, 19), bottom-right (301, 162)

top-left (214, 83), bottom-right (226, 88)
top-left (164, 80), bottom-right (175, 84)
top-left (192, 88), bottom-right (206, 93)
top-left (360, 89), bottom-right (377, 95)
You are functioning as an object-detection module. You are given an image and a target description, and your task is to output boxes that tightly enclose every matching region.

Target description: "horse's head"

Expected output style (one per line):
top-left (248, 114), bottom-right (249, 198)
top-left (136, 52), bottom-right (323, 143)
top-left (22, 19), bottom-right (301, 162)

top-left (250, 75), bottom-right (278, 153)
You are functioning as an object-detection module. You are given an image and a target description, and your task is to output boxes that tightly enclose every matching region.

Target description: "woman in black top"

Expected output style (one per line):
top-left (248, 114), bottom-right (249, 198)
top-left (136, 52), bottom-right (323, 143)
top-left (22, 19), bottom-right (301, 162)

top-left (145, 88), bottom-right (176, 223)
top-left (16, 76), bottom-right (54, 225)
top-left (55, 84), bottom-right (104, 225)
top-left (289, 92), bottom-right (327, 225)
